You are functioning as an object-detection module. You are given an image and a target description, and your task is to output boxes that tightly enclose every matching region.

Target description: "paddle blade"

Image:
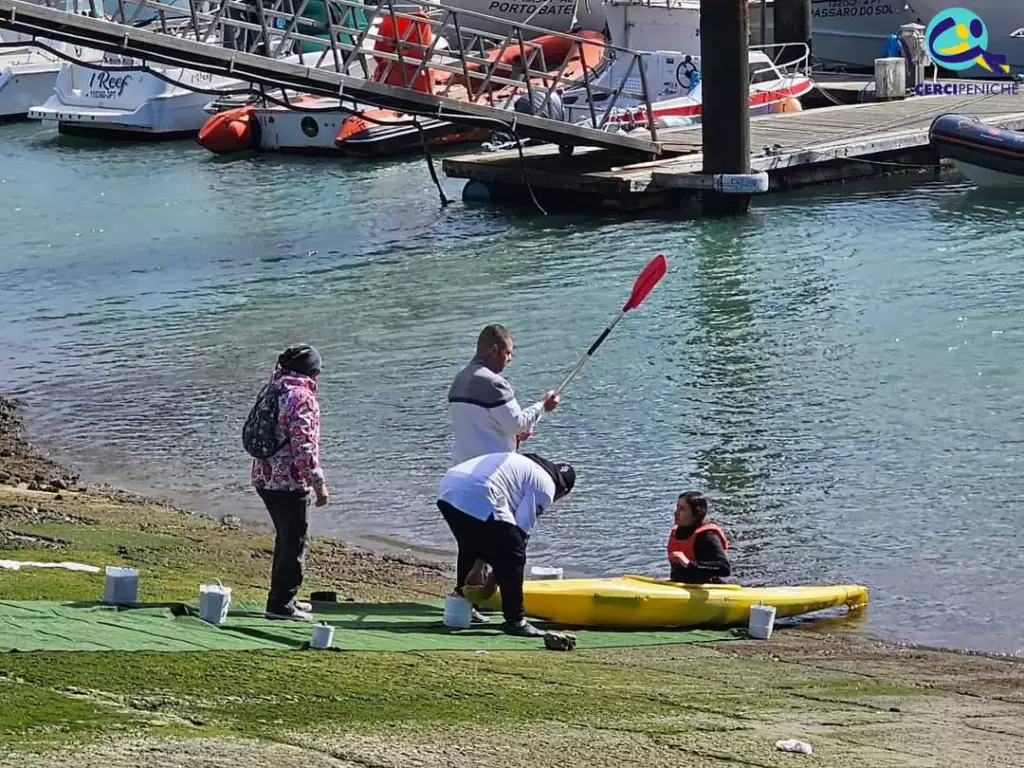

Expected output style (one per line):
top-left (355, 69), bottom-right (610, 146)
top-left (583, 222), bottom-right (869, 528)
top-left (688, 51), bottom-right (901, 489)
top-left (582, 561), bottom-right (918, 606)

top-left (623, 253), bottom-right (667, 311)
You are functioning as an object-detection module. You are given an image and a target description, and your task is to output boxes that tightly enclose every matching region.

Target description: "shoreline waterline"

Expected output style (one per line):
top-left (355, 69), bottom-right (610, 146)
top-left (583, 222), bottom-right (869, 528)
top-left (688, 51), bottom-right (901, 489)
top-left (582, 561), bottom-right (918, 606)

top-left (4, 393), bottom-right (1020, 660)
top-left (4, 125), bottom-right (1024, 657)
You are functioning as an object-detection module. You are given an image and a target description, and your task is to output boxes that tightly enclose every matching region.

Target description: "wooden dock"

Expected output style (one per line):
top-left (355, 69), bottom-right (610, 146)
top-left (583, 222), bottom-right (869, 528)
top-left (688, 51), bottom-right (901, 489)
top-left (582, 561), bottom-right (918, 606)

top-left (804, 73), bottom-right (1021, 108)
top-left (442, 92), bottom-right (1024, 212)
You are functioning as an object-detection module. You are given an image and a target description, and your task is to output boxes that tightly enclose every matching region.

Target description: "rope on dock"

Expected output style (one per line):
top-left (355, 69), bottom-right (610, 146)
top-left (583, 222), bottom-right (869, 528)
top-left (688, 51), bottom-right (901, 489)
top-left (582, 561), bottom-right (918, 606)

top-left (415, 119), bottom-right (452, 208)
top-left (843, 156), bottom-right (944, 170)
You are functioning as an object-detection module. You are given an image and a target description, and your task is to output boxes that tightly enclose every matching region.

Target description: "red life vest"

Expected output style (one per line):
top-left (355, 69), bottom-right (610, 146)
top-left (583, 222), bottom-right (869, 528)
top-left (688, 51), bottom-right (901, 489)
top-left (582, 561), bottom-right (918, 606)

top-left (667, 523), bottom-right (729, 564)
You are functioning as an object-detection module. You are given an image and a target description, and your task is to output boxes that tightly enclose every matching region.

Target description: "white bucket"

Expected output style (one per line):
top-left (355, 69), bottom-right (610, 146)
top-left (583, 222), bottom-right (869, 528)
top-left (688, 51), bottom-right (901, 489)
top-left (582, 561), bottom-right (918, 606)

top-left (102, 566), bottom-right (139, 604)
top-left (443, 593), bottom-right (472, 629)
top-left (748, 603), bottom-right (777, 640)
top-left (198, 579), bottom-right (232, 625)
top-left (530, 565), bottom-right (563, 580)
top-left (311, 622), bottom-right (335, 649)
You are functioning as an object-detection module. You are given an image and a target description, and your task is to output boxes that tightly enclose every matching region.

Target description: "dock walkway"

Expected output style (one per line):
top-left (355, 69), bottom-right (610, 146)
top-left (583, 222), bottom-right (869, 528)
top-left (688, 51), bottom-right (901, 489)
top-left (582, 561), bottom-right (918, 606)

top-left (442, 91), bottom-right (1024, 209)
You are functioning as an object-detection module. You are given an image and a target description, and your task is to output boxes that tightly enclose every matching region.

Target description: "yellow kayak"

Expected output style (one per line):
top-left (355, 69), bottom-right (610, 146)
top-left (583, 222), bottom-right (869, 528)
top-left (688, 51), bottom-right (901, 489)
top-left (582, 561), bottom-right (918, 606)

top-left (466, 575), bottom-right (869, 629)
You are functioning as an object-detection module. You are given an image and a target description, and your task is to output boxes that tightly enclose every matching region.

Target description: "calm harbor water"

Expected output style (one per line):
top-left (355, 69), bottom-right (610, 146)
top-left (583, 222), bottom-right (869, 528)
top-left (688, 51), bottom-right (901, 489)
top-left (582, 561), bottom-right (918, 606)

top-left (2, 120), bottom-right (1023, 656)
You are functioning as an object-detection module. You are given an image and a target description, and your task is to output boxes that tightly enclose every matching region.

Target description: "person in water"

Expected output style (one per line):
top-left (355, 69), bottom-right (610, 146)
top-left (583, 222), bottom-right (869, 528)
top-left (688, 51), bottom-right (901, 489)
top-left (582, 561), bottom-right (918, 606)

top-left (667, 491), bottom-right (731, 584)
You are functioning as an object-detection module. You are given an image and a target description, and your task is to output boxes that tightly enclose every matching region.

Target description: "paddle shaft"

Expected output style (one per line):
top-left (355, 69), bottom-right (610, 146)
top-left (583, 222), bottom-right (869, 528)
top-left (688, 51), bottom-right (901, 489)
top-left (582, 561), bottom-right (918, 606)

top-left (553, 308), bottom-right (628, 397)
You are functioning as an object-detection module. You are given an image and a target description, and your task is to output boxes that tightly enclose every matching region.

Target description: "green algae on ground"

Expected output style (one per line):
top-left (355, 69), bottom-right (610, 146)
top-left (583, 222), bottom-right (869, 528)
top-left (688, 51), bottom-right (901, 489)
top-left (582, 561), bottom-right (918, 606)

top-left (0, 645), bottom-right (931, 748)
top-left (0, 649), bottom-right (672, 733)
top-left (0, 487), bottom-right (450, 604)
top-left (2, 444), bottom-right (1024, 766)
top-left (0, 674), bottom-right (130, 743)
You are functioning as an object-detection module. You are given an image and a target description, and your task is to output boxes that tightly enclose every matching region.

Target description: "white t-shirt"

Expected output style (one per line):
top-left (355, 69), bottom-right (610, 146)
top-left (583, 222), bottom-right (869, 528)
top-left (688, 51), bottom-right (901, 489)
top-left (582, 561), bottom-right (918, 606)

top-left (438, 452), bottom-right (556, 535)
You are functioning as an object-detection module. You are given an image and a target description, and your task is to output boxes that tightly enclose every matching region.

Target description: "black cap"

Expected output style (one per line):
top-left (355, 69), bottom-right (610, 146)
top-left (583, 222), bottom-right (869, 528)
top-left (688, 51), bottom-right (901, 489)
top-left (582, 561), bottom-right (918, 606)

top-left (523, 453), bottom-right (576, 500)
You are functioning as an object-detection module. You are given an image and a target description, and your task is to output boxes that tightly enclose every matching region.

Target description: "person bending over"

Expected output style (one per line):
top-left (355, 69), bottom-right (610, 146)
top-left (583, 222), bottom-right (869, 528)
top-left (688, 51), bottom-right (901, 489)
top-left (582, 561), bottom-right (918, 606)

top-left (437, 451), bottom-right (575, 637)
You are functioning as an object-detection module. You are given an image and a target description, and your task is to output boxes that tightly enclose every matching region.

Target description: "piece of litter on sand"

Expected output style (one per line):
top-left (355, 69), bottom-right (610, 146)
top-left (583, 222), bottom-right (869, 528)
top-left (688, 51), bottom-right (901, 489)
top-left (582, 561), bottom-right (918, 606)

top-left (474, 650), bottom-right (488, 655)
top-left (775, 739), bottom-right (813, 755)
top-left (0, 559), bottom-right (101, 574)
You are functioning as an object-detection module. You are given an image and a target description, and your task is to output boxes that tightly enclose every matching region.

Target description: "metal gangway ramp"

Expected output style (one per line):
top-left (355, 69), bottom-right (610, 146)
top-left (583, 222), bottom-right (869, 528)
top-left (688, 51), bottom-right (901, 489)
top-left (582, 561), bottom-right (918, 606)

top-left (0, 0), bottom-right (666, 155)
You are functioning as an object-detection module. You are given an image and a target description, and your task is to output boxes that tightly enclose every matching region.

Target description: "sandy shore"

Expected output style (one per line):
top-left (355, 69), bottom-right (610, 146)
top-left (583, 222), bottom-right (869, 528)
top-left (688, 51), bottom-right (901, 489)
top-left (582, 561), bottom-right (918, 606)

top-left (2, 395), bottom-right (1024, 767)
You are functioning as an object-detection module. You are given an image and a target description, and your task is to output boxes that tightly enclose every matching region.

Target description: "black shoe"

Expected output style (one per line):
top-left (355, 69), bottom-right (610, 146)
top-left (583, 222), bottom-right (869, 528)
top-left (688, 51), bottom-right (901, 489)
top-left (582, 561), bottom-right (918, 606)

top-left (502, 619), bottom-right (545, 638)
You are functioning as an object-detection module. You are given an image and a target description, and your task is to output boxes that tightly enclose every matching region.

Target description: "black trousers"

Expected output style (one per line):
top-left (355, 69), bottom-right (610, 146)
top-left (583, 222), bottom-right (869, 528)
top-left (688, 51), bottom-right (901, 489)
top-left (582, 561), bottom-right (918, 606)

top-left (257, 488), bottom-right (310, 613)
top-left (438, 500), bottom-right (528, 624)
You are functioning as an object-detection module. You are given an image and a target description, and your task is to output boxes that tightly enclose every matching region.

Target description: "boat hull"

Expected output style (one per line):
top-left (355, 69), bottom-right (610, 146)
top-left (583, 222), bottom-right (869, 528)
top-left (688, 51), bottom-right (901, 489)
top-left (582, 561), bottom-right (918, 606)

top-left (0, 64), bottom-right (58, 120)
top-left (28, 63), bottom-right (243, 138)
top-left (951, 160), bottom-right (1024, 188)
top-left (335, 112), bottom-right (487, 157)
top-left (930, 113), bottom-right (1024, 188)
top-left (470, 575), bottom-right (869, 629)
top-left (810, 0), bottom-right (918, 69)
top-left (257, 107), bottom-right (354, 154)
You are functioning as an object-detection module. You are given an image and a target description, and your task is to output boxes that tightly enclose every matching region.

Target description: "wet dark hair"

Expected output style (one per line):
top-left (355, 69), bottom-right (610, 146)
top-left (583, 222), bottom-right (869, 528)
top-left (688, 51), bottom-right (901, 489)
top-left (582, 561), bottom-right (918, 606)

top-left (678, 491), bottom-right (708, 524)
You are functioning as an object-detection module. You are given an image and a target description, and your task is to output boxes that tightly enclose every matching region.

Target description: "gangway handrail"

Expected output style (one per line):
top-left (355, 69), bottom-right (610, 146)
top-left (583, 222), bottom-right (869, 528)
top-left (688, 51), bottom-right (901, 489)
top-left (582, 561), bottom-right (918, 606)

top-left (0, 0), bottom-right (665, 153)
top-left (81, 0), bottom-right (657, 131)
top-left (88, 0), bottom-right (653, 105)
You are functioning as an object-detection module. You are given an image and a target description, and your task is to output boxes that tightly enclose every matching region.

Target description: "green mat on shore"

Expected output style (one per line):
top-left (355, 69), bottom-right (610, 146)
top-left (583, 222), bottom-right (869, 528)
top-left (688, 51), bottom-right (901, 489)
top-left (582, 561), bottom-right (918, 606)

top-left (0, 600), bottom-right (745, 653)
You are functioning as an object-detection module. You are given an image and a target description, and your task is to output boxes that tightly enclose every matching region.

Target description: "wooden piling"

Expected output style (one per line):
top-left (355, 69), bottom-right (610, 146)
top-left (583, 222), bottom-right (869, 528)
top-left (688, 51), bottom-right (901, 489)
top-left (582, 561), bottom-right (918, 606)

top-left (773, 0), bottom-right (811, 64)
top-left (700, 0), bottom-right (751, 216)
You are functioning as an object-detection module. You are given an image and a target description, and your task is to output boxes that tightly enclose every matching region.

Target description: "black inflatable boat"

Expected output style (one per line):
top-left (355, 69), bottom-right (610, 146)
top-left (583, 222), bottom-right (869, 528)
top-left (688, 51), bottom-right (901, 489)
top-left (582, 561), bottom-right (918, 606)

top-left (929, 113), bottom-right (1024, 188)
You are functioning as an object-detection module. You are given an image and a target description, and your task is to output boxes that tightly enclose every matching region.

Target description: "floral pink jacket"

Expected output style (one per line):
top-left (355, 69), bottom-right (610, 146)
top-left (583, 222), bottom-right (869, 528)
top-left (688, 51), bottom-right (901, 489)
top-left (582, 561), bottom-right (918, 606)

top-left (251, 370), bottom-right (325, 493)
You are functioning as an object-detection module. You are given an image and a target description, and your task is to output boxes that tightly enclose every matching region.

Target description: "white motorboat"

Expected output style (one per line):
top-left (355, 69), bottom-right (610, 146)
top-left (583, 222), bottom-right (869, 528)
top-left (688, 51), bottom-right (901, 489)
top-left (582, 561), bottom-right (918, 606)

top-left (0, 0), bottom-right (105, 119)
top-left (28, 57), bottom-right (250, 138)
top-left (26, 45), bottom-right (352, 139)
top-left (559, 46), bottom-right (811, 130)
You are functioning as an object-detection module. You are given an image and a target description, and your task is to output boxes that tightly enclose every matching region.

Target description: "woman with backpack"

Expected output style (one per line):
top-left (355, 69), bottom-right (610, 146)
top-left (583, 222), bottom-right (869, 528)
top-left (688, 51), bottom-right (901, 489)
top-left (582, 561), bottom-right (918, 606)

top-left (245, 344), bottom-right (329, 621)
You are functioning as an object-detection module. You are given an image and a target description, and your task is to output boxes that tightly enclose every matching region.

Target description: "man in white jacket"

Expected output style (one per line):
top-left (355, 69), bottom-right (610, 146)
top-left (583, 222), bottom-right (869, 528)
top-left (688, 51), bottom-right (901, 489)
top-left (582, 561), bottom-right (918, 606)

top-left (437, 451), bottom-right (575, 637)
top-left (448, 324), bottom-right (560, 465)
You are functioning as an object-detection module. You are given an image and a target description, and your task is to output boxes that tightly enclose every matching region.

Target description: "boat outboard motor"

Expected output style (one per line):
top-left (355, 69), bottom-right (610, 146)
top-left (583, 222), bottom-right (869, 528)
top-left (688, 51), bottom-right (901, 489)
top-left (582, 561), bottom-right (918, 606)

top-left (484, 90), bottom-right (566, 151)
top-left (513, 90), bottom-right (566, 122)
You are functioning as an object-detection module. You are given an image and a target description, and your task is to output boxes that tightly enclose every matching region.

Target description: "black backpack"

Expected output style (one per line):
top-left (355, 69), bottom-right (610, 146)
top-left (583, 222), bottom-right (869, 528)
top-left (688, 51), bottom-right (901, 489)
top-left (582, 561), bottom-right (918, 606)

top-left (242, 381), bottom-right (285, 459)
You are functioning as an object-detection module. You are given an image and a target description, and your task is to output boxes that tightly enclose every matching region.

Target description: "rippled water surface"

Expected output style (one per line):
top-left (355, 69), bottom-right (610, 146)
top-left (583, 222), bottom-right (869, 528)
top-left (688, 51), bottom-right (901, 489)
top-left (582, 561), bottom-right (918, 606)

top-left (2, 121), bottom-right (1023, 655)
